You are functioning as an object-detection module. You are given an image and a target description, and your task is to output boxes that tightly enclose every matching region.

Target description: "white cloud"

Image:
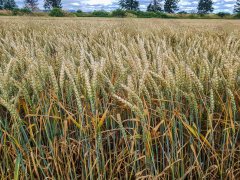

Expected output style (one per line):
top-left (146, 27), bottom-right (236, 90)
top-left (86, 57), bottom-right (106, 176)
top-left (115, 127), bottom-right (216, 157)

top-left (180, 2), bottom-right (191, 6)
top-left (70, 3), bottom-right (81, 7)
top-left (225, 4), bottom-right (234, 7)
top-left (87, 0), bottom-right (114, 5)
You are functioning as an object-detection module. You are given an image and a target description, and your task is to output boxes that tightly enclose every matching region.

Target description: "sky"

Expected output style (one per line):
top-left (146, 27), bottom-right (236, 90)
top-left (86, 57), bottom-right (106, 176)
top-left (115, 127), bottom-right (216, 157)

top-left (15, 0), bottom-right (237, 13)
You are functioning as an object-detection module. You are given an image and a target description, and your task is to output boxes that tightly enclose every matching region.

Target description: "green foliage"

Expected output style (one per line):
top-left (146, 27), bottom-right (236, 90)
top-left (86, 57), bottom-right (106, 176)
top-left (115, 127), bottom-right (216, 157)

top-left (75, 10), bottom-right (88, 17)
top-left (112, 10), bottom-right (169, 18)
top-left (234, 0), bottom-right (240, 13)
top-left (188, 14), bottom-right (200, 19)
top-left (11, 8), bottom-right (32, 16)
top-left (0, 0), bottom-right (3, 9)
top-left (21, 7), bottom-right (32, 14)
top-left (234, 13), bottom-right (240, 18)
top-left (49, 8), bottom-right (64, 17)
top-left (127, 10), bottom-right (169, 18)
top-left (11, 8), bottom-right (19, 15)
top-left (119, 0), bottom-right (139, 11)
top-left (133, 11), bottom-right (157, 18)
top-left (111, 9), bottom-right (126, 17)
top-left (76, 9), bottom-right (82, 14)
top-left (3, 0), bottom-right (17, 10)
top-left (178, 11), bottom-right (188, 14)
top-left (216, 12), bottom-right (230, 18)
top-left (164, 0), bottom-right (179, 13)
top-left (14, 154), bottom-right (21, 180)
top-left (198, 0), bottom-right (214, 14)
top-left (147, 0), bottom-right (163, 12)
top-left (0, 3), bottom-right (3, 10)
top-left (125, 12), bottom-right (137, 17)
top-left (75, 12), bottom-right (93, 17)
top-left (92, 10), bottom-right (110, 17)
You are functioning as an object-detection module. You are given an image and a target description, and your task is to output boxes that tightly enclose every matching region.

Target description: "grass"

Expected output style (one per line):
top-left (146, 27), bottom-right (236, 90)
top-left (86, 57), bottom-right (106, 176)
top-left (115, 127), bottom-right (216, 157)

top-left (0, 17), bottom-right (240, 179)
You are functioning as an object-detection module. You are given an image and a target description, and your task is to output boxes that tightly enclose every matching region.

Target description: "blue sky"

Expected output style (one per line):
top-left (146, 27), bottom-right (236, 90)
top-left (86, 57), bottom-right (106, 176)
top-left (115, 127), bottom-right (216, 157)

top-left (16, 0), bottom-right (237, 13)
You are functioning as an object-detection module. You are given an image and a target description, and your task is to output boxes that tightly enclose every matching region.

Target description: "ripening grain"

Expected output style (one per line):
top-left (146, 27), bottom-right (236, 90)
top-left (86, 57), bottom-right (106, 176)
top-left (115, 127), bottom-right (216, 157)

top-left (0, 17), bottom-right (240, 179)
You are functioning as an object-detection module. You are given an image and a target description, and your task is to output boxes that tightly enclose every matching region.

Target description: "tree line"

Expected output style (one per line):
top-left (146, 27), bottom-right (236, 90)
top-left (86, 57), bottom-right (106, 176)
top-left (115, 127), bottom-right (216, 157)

top-left (0, 0), bottom-right (240, 14)
top-left (120, 0), bottom-right (240, 14)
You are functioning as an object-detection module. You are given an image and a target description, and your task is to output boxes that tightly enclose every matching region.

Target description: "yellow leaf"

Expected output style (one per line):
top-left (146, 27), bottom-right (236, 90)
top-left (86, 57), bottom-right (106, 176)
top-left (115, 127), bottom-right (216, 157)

top-left (98, 109), bottom-right (108, 128)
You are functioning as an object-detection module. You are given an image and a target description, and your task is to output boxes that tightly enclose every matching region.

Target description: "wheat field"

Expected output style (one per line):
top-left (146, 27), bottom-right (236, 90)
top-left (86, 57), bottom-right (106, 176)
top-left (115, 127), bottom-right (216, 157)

top-left (0, 17), bottom-right (240, 179)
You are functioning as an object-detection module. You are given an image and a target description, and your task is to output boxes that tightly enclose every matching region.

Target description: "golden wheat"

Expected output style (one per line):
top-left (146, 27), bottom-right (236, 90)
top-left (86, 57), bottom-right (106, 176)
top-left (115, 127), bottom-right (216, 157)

top-left (0, 17), bottom-right (240, 179)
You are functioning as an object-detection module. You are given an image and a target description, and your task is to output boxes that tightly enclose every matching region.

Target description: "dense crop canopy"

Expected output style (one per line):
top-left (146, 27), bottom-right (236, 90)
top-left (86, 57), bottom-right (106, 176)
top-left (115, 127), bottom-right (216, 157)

top-left (0, 17), bottom-right (240, 179)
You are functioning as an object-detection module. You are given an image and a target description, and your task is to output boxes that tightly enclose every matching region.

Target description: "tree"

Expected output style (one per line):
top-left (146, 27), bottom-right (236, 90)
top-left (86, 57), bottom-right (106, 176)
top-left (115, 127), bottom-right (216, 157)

top-left (3, 0), bottom-right (17, 10)
top-left (197, 0), bottom-right (214, 14)
top-left (44, 0), bottom-right (61, 9)
top-left (112, 9), bottom-right (126, 17)
top-left (147, 0), bottom-right (163, 12)
top-left (234, 0), bottom-right (240, 13)
top-left (164, 0), bottom-right (179, 13)
top-left (0, 0), bottom-right (3, 9)
top-left (216, 12), bottom-right (230, 18)
top-left (24, 0), bottom-right (38, 11)
top-left (178, 11), bottom-right (188, 14)
top-left (49, 7), bottom-right (64, 17)
top-left (119, 0), bottom-right (139, 11)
